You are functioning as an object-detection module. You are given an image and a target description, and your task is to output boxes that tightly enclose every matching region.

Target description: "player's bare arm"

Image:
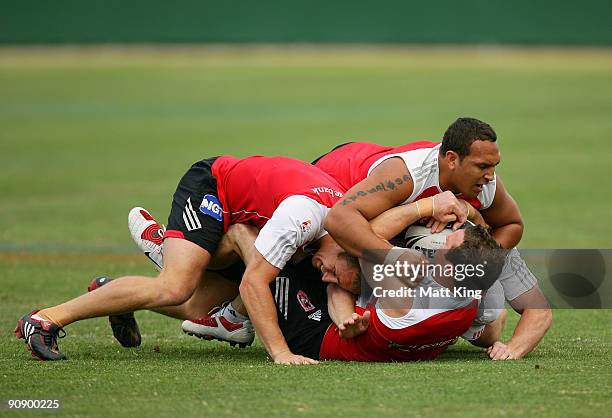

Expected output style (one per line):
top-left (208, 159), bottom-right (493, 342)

top-left (470, 309), bottom-right (508, 348)
top-left (503, 286), bottom-right (553, 359)
top-left (223, 223), bottom-right (260, 266)
top-left (325, 158), bottom-right (466, 258)
top-left (480, 175), bottom-right (524, 249)
top-left (326, 284), bottom-right (371, 339)
top-left (239, 250), bottom-right (319, 365)
top-left (324, 158), bottom-right (412, 257)
top-left (369, 192), bottom-right (467, 240)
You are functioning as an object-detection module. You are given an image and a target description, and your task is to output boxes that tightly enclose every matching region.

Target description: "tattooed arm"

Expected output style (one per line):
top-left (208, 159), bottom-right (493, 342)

top-left (324, 158), bottom-right (412, 257)
top-left (325, 158), bottom-right (467, 258)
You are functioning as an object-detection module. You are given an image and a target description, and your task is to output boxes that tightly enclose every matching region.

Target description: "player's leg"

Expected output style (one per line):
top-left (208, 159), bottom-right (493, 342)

top-left (41, 238), bottom-right (210, 324)
top-left (129, 205), bottom-right (253, 346)
top-left (180, 262), bottom-right (254, 347)
top-left (15, 158), bottom-right (226, 360)
top-left (15, 238), bottom-right (211, 360)
top-left (155, 271), bottom-right (239, 319)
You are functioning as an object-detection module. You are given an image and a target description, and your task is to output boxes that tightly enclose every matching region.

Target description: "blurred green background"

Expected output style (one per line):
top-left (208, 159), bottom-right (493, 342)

top-left (1, 47), bottom-right (611, 249)
top-left (2, 0), bottom-right (612, 44)
top-left (1, 3), bottom-right (611, 417)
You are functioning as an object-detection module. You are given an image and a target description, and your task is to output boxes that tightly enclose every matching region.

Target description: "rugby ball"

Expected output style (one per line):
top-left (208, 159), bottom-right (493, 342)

top-left (402, 224), bottom-right (454, 260)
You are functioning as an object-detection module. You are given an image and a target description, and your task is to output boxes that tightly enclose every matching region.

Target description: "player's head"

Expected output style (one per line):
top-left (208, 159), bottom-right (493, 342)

top-left (312, 235), bottom-right (361, 294)
top-left (439, 225), bottom-right (505, 291)
top-left (440, 117), bottom-right (500, 198)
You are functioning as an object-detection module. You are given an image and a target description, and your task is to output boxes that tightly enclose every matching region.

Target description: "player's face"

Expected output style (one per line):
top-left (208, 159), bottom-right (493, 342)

top-left (451, 140), bottom-right (500, 198)
top-left (312, 239), bottom-right (360, 294)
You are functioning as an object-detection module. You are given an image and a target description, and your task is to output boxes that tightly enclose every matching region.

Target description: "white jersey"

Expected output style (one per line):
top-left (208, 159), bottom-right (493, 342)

top-left (368, 143), bottom-right (497, 210)
top-left (254, 195), bottom-right (330, 269)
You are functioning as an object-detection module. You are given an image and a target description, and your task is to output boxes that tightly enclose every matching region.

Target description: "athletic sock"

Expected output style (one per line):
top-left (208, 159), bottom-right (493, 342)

top-left (34, 309), bottom-right (65, 328)
top-left (221, 302), bottom-right (249, 323)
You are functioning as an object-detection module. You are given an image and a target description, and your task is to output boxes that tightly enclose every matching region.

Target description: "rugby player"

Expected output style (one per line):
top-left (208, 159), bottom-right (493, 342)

top-left (141, 197), bottom-right (506, 362)
top-left (15, 156), bottom-right (369, 363)
top-left (315, 117), bottom-right (552, 359)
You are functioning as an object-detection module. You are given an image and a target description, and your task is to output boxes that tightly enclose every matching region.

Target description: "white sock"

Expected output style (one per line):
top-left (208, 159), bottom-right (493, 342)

top-left (222, 302), bottom-right (249, 323)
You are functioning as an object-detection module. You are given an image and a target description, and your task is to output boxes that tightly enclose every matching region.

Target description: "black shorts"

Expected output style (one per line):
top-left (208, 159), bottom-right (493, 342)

top-left (210, 260), bottom-right (246, 285)
top-left (166, 157), bottom-right (225, 255)
top-left (311, 142), bottom-right (354, 165)
top-left (272, 258), bottom-right (333, 359)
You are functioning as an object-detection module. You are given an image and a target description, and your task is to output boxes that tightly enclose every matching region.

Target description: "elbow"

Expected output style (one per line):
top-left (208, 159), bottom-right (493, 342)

top-left (324, 208), bottom-right (340, 235)
top-left (541, 308), bottom-right (553, 331)
top-left (514, 219), bottom-right (525, 242)
top-left (239, 274), bottom-right (255, 297)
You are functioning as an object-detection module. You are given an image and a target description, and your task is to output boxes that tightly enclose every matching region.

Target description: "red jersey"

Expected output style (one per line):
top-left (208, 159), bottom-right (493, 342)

top-left (319, 302), bottom-right (478, 362)
top-left (212, 156), bottom-right (345, 232)
top-left (314, 141), bottom-right (496, 210)
top-left (314, 141), bottom-right (437, 192)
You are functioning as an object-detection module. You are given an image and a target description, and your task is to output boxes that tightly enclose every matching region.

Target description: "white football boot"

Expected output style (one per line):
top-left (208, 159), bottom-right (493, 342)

top-left (128, 207), bottom-right (165, 271)
top-left (182, 303), bottom-right (255, 348)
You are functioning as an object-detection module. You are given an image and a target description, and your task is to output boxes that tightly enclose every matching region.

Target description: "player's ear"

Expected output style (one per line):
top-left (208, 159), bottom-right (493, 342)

top-left (445, 151), bottom-right (460, 170)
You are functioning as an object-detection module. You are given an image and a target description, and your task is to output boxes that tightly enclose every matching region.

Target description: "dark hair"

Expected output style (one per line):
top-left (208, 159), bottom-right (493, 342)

top-left (440, 117), bottom-right (497, 158)
top-left (445, 225), bottom-right (506, 291)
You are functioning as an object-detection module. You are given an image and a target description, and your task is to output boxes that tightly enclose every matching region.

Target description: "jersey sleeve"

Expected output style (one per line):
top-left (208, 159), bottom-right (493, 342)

top-left (254, 195), bottom-right (330, 269)
top-left (498, 248), bottom-right (538, 301)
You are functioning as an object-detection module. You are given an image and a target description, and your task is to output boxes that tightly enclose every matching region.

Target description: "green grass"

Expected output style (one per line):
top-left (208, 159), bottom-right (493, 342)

top-left (1, 46), bottom-right (611, 417)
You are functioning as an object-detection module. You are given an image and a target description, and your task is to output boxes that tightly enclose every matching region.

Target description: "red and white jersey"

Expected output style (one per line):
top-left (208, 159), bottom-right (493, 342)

top-left (319, 277), bottom-right (478, 362)
top-left (314, 141), bottom-right (436, 192)
top-left (212, 156), bottom-right (345, 269)
top-left (315, 141), bottom-right (496, 210)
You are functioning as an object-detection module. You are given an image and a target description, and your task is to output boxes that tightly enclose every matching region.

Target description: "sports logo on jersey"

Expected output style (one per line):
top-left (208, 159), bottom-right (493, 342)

top-left (297, 290), bottom-right (316, 312)
top-left (274, 277), bottom-right (289, 320)
top-left (183, 197), bottom-right (202, 231)
top-left (300, 219), bottom-right (312, 234)
top-left (308, 310), bottom-right (322, 321)
top-left (199, 194), bottom-right (223, 222)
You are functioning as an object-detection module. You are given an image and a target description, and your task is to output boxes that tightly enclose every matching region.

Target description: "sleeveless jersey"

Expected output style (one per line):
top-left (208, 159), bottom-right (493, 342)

top-left (315, 141), bottom-right (496, 210)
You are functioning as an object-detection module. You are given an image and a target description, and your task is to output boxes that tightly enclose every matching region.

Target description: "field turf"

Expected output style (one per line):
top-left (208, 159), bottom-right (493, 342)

top-left (1, 46), bottom-right (611, 417)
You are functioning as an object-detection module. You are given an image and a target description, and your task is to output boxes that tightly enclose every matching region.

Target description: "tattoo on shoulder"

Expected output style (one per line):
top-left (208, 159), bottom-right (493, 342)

top-left (341, 174), bottom-right (412, 206)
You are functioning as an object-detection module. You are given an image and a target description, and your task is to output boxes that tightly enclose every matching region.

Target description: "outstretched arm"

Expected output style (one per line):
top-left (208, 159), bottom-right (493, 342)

top-left (239, 251), bottom-right (318, 365)
top-left (504, 287), bottom-right (553, 359)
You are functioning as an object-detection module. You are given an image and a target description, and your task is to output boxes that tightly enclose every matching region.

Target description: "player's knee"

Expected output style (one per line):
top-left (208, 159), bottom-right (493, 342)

top-left (154, 272), bottom-right (198, 306)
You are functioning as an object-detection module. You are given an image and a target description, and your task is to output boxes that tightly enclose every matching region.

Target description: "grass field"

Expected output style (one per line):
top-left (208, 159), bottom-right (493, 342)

top-left (1, 46), bottom-right (611, 417)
